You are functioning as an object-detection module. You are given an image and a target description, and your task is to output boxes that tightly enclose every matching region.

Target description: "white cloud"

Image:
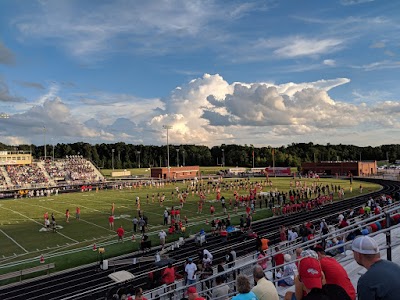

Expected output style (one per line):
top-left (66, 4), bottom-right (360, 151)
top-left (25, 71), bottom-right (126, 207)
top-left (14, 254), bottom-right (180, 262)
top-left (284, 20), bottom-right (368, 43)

top-left (341, 0), bottom-right (374, 5)
top-left (370, 41), bottom-right (385, 48)
top-left (323, 59), bottom-right (336, 66)
top-left (352, 60), bottom-right (400, 71)
top-left (2, 74), bottom-right (400, 146)
top-left (273, 37), bottom-right (344, 58)
top-left (12, 1), bottom-right (261, 60)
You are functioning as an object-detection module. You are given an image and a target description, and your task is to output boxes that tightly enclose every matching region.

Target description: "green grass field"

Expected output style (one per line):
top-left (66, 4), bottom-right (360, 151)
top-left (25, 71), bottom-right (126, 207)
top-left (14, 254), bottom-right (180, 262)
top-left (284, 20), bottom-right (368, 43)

top-left (0, 176), bottom-right (381, 279)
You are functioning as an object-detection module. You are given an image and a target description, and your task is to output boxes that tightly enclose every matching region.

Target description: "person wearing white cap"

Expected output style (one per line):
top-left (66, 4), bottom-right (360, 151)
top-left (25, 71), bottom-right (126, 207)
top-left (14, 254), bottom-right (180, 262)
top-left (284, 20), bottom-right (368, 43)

top-left (352, 235), bottom-right (400, 300)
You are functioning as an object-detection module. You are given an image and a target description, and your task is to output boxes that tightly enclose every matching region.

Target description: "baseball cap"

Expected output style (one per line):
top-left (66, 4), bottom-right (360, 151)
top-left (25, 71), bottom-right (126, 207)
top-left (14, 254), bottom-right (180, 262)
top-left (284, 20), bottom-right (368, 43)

top-left (352, 236), bottom-right (379, 254)
top-left (188, 257), bottom-right (193, 262)
top-left (186, 286), bottom-right (197, 294)
top-left (298, 257), bottom-right (322, 289)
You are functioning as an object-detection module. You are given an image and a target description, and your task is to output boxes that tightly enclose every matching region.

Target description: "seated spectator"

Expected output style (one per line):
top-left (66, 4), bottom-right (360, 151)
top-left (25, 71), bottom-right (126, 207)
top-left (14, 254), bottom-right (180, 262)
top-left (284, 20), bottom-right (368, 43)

top-left (212, 276), bottom-right (230, 300)
top-left (134, 288), bottom-right (148, 300)
top-left (232, 275), bottom-right (257, 300)
top-left (352, 235), bottom-right (400, 300)
top-left (278, 254), bottom-right (296, 287)
top-left (186, 287), bottom-right (205, 300)
top-left (252, 265), bottom-right (279, 300)
top-left (284, 257), bottom-right (350, 300)
top-left (313, 245), bottom-right (356, 300)
top-left (257, 250), bottom-right (269, 270)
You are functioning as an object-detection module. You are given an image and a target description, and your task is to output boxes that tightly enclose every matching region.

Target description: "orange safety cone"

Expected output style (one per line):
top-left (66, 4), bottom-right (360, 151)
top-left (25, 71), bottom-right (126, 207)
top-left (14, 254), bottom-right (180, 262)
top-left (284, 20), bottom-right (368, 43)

top-left (40, 254), bottom-right (45, 264)
top-left (93, 243), bottom-right (97, 252)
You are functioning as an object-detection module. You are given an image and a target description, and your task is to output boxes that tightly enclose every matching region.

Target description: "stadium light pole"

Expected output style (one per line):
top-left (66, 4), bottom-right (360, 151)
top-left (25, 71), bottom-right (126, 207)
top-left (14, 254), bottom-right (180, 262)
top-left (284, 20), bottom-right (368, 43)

top-left (176, 148), bottom-right (179, 166)
top-left (182, 149), bottom-right (185, 167)
top-left (112, 149), bottom-right (115, 170)
top-left (163, 125), bottom-right (172, 180)
top-left (51, 138), bottom-right (55, 161)
top-left (137, 151), bottom-right (141, 168)
top-left (43, 126), bottom-right (47, 161)
top-left (0, 113), bottom-right (10, 119)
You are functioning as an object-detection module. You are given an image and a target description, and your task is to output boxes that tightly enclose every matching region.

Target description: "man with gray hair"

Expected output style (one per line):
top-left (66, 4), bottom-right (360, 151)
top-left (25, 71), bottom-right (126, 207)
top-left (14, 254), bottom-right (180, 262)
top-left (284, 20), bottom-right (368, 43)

top-left (352, 235), bottom-right (400, 300)
top-left (251, 265), bottom-right (279, 300)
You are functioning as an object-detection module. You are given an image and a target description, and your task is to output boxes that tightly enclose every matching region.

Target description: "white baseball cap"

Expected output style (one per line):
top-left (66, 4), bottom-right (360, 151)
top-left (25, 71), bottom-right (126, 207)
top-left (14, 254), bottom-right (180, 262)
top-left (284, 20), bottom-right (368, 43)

top-left (352, 236), bottom-right (379, 254)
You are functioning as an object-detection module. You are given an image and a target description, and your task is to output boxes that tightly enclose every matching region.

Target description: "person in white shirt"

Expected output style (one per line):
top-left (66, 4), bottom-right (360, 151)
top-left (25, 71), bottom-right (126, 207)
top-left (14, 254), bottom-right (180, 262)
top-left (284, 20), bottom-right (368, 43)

top-left (288, 228), bottom-right (298, 241)
top-left (203, 249), bottom-right (213, 263)
top-left (159, 230), bottom-right (167, 248)
top-left (185, 258), bottom-right (197, 284)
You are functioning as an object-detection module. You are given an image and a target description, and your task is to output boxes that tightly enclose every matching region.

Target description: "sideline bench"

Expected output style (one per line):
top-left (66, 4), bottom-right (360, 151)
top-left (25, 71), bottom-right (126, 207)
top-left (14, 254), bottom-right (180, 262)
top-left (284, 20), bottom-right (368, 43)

top-left (0, 263), bottom-right (55, 282)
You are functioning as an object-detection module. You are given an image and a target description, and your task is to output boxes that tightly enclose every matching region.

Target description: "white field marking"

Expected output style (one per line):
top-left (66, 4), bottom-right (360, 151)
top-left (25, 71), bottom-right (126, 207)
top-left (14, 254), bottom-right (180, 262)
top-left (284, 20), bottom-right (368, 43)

top-left (0, 206), bottom-right (79, 244)
top-left (18, 200), bottom-right (113, 233)
top-left (0, 229), bottom-right (29, 253)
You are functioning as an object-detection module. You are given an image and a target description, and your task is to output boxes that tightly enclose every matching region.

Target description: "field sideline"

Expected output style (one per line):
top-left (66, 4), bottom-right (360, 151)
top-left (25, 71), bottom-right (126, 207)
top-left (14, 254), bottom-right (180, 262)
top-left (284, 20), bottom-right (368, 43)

top-left (0, 176), bottom-right (381, 278)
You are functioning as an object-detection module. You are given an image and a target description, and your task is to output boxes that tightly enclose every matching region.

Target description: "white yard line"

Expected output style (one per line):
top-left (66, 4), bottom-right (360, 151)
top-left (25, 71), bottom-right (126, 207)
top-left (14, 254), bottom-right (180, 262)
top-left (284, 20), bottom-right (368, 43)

top-left (18, 200), bottom-right (113, 233)
top-left (0, 229), bottom-right (29, 253)
top-left (0, 206), bottom-right (79, 244)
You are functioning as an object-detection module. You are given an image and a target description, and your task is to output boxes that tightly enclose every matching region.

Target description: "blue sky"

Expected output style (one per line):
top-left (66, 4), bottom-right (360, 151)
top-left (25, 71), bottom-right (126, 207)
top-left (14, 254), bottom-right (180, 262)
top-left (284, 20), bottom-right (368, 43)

top-left (0, 0), bottom-right (399, 147)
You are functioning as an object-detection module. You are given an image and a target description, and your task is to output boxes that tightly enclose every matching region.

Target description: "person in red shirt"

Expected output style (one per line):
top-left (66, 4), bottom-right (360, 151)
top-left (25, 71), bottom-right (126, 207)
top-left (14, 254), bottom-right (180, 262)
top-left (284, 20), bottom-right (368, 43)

top-left (274, 246), bottom-right (284, 267)
top-left (313, 245), bottom-right (356, 300)
top-left (210, 205), bottom-right (215, 215)
top-left (65, 209), bottom-right (70, 223)
top-left (133, 287), bottom-right (148, 300)
top-left (117, 225), bottom-right (125, 243)
top-left (162, 263), bottom-right (175, 287)
top-left (109, 214), bottom-right (114, 230)
top-left (76, 207), bottom-right (80, 220)
top-left (186, 286), bottom-right (206, 300)
top-left (44, 211), bottom-right (49, 221)
top-left (245, 205), bottom-right (251, 217)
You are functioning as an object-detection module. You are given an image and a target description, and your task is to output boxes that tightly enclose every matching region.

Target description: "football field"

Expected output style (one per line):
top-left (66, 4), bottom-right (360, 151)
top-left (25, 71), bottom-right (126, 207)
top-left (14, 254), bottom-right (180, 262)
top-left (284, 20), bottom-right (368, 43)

top-left (0, 177), bottom-right (381, 273)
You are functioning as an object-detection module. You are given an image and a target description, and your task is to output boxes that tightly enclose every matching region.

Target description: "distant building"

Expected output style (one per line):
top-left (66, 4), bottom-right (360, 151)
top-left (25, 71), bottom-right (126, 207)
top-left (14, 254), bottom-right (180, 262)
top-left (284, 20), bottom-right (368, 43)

top-left (301, 161), bottom-right (377, 176)
top-left (151, 166), bottom-right (200, 180)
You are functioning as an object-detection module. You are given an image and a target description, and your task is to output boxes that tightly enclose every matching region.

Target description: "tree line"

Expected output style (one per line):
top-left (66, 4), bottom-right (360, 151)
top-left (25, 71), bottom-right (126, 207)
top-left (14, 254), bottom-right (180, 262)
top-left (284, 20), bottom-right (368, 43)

top-left (1, 142), bottom-right (399, 169)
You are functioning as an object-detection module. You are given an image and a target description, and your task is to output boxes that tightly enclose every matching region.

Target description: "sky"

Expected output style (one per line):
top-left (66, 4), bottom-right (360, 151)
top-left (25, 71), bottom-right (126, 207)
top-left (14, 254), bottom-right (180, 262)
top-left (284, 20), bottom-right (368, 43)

top-left (0, 0), bottom-right (400, 148)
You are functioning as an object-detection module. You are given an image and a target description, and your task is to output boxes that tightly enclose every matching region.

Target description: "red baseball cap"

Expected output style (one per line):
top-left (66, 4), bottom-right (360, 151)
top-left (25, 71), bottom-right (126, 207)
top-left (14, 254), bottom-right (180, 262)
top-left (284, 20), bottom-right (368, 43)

top-left (299, 257), bottom-right (322, 289)
top-left (186, 286), bottom-right (197, 294)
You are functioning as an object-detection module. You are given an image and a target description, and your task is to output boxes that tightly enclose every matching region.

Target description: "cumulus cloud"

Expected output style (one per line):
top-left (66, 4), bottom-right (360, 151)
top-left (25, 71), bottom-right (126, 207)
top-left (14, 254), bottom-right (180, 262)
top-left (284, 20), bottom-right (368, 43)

top-left (0, 96), bottom-right (110, 144)
top-left (2, 74), bottom-right (400, 146)
top-left (0, 41), bottom-right (15, 65)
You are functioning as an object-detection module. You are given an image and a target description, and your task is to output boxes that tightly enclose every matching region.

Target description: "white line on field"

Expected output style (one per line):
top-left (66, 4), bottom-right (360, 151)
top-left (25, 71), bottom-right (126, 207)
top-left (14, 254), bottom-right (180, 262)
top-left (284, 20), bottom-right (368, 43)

top-left (0, 206), bottom-right (79, 244)
top-left (0, 229), bottom-right (29, 253)
top-left (18, 200), bottom-right (112, 233)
